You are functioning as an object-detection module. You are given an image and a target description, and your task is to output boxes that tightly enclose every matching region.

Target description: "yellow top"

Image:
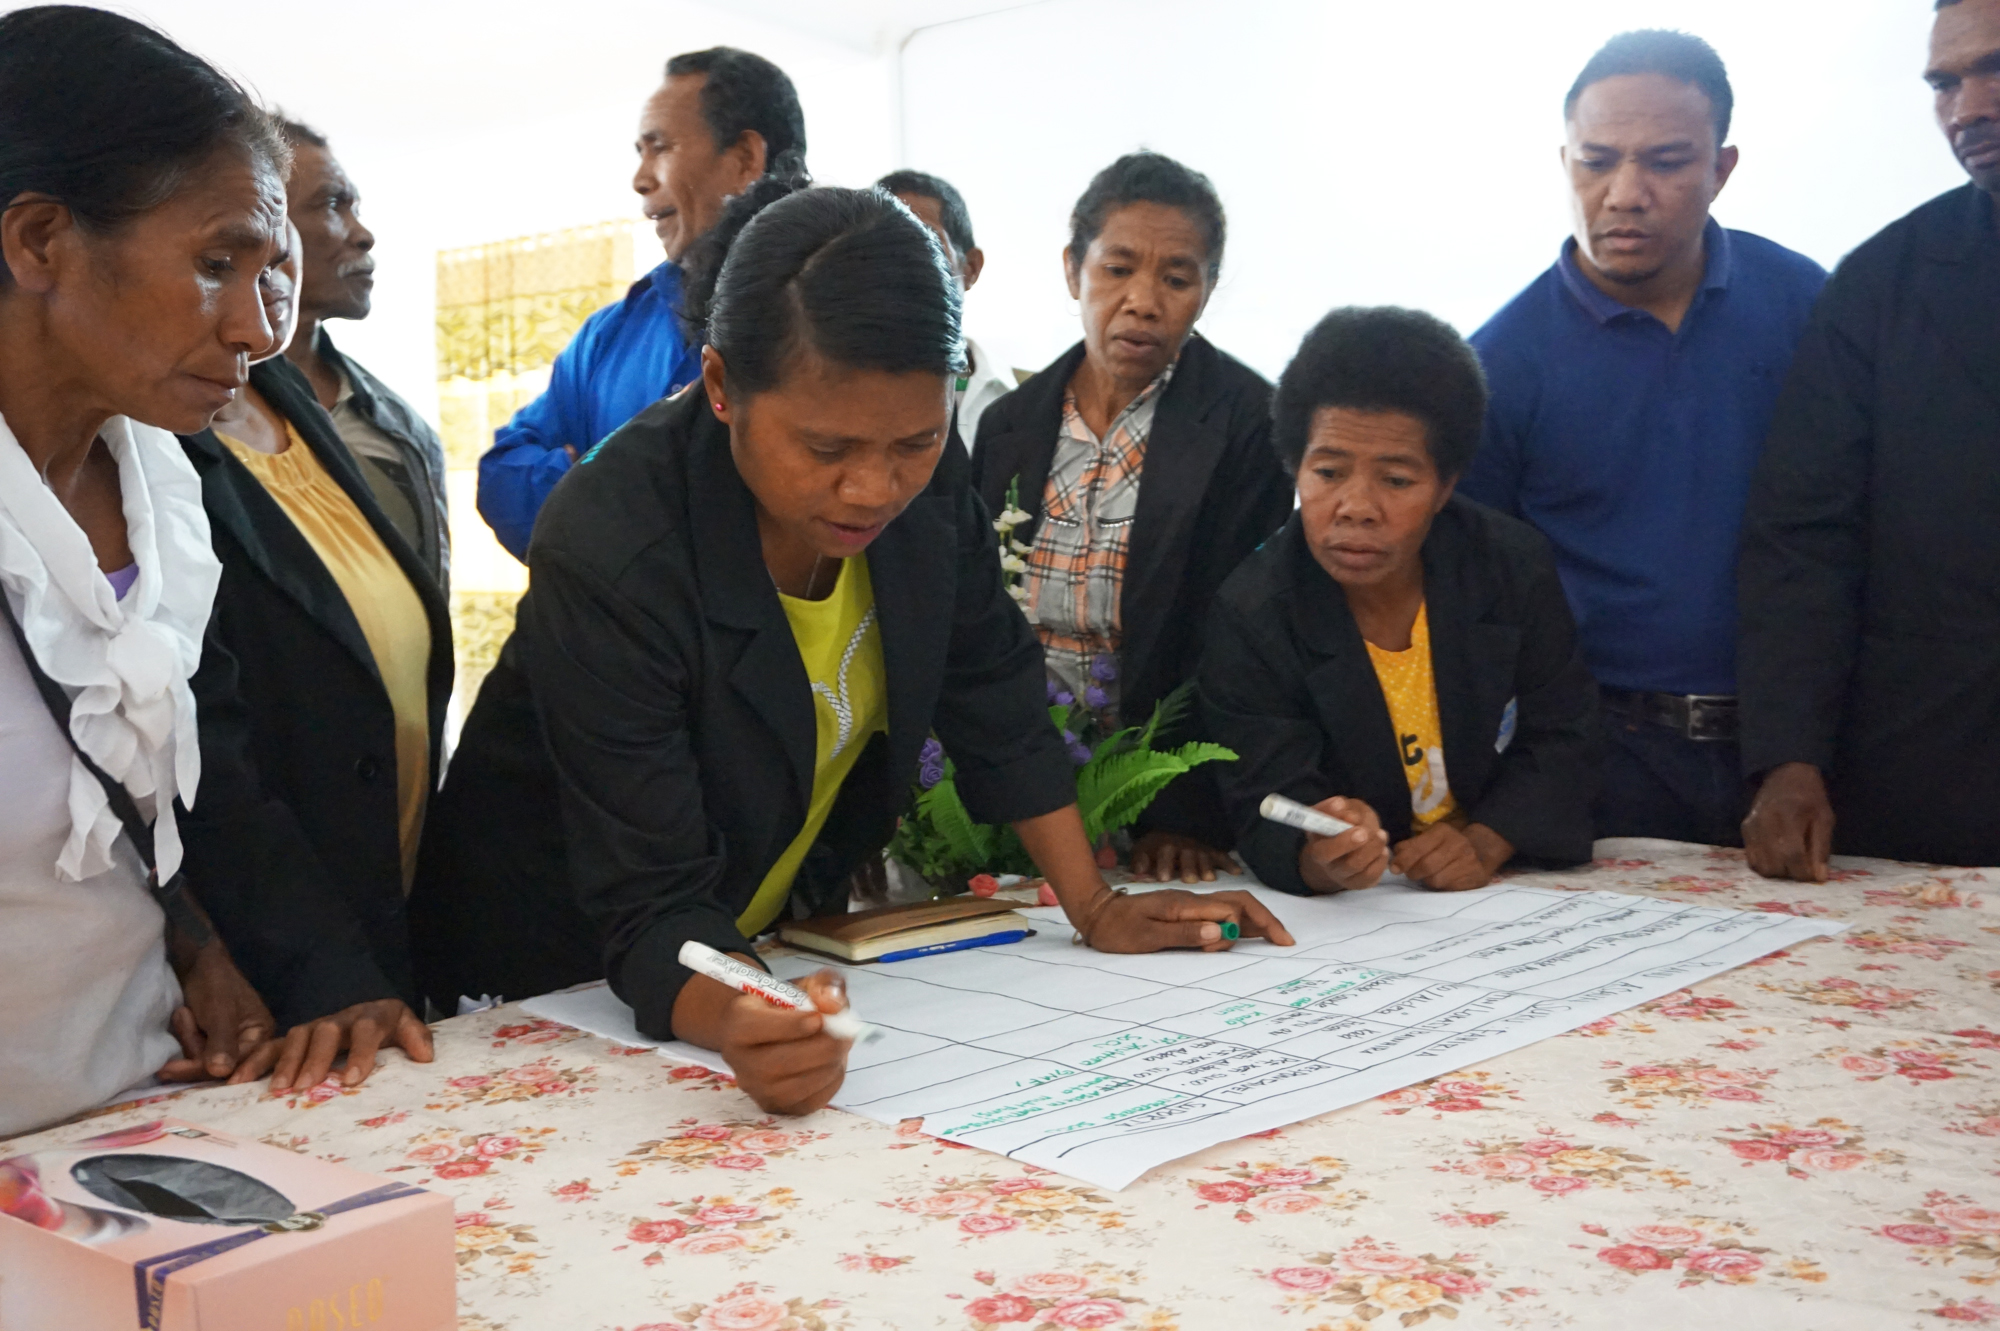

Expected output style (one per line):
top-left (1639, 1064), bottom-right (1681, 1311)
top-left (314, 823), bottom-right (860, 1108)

top-left (219, 424), bottom-right (432, 891)
top-left (737, 557), bottom-right (888, 937)
top-left (1363, 602), bottom-right (1460, 829)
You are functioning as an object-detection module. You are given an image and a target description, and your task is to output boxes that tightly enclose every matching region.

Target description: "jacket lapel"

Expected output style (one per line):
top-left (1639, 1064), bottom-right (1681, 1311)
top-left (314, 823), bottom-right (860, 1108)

top-left (1422, 506), bottom-right (1518, 808)
top-left (1285, 522), bottom-right (1414, 840)
top-left (969, 342), bottom-right (1086, 541)
top-left (867, 491), bottom-right (955, 784)
top-left (1916, 186), bottom-right (2000, 413)
top-left (257, 358), bottom-right (455, 711)
top-left (180, 427), bottom-right (382, 684)
top-left (687, 413), bottom-right (816, 813)
top-left (1122, 335), bottom-right (1233, 708)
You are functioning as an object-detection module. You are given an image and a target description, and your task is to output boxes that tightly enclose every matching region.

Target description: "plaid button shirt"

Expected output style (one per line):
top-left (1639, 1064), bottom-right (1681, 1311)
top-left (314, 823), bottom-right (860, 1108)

top-left (1023, 363), bottom-right (1175, 714)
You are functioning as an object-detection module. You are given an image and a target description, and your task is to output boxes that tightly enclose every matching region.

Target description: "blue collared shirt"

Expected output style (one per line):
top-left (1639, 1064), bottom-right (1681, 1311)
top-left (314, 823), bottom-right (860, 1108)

top-left (1459, 221), bottom-right (1827, 696)
top-left (476, 261), bottom-right (704, 561)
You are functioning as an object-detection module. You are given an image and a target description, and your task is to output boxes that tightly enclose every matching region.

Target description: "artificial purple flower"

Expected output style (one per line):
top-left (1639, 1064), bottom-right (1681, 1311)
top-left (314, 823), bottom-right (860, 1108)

top-left (1083, 685), bottom-right (1109, 710)
top-left (1054, 691), bottom-right (1074, 707)
top-left (1046, 678), bottom-right (1060, 702)
top-left (1089, 657), bottom-right (1117, 683)
top-left (918, 737), bottom-right (946, 789)
top-left (1067, 743), bottom-right (1092, 766)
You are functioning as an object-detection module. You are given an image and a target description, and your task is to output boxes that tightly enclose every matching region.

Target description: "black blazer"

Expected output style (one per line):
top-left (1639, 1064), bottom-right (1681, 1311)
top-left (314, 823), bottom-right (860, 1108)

top-left (177, 357), bottom-right (453, 1025)
top-left (1739, 184), bottom-right (2000, 865)
top-left (970, 333), bottom-right (1294, 847)
top-left (409, 392), bottom-right (1072, 1035)
top-left (1200, 498), bottom-right (1600, 894)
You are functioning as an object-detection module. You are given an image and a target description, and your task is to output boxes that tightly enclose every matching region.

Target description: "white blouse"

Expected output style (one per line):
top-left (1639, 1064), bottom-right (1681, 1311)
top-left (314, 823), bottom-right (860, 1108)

top-left (0, 610), bottom-right (180, 1137)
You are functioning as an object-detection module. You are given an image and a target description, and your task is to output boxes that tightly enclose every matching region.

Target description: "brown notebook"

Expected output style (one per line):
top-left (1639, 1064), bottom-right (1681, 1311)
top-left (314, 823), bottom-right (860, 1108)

top-left (779, 897), bottom-right (1031, 963)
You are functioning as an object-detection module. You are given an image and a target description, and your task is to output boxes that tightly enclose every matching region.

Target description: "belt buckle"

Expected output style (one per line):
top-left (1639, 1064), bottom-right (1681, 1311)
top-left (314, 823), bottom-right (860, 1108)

top-left (1682, 694), bottom-right (1737, 743)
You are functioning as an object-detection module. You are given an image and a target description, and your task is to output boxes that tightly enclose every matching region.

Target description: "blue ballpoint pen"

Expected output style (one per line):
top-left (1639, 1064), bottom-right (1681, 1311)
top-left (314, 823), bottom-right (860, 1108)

top-left (874, 929), bottom-right (1033, 964)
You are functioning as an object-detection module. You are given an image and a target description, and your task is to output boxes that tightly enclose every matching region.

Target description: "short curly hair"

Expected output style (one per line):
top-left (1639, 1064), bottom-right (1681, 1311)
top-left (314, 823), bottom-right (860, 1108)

top-left (1271, 307), bottom-right (1488, 479)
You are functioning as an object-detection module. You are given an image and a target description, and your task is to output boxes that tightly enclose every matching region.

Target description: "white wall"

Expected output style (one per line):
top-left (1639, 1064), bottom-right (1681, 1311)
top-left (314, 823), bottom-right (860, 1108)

top-left (902, 0), bottom-right (1972, 380)
top-left (36, 1), bottom-right (1975, 410)
top-left (73, 0), bottom-right (903, 424)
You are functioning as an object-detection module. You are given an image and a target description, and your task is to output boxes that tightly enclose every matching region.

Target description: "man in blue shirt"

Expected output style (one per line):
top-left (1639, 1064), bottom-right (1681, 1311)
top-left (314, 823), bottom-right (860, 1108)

top-left (1460, 31), bottom-right (1826, 847)
top-left (477, 47), bottom-right (807, 561)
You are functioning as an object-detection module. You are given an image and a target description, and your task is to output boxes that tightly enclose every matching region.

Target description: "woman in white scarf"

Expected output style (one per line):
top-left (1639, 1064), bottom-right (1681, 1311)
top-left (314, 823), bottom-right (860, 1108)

top-left (0, 6), bottom-right (291, 1135)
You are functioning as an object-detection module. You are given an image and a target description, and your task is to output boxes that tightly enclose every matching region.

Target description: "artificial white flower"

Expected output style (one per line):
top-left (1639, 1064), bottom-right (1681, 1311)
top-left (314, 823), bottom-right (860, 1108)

top-left (1000, 553), bottom-right (1027, 574)
top-left (1009, 539), bottom-right (1032, 555)
top-left (1006, 584), bottom-right (1029, 604)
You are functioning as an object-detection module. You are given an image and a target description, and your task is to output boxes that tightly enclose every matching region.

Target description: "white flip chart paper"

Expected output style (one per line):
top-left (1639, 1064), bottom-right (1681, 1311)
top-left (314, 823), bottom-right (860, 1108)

top-left (524, 881), bottom-right (1842, 1190)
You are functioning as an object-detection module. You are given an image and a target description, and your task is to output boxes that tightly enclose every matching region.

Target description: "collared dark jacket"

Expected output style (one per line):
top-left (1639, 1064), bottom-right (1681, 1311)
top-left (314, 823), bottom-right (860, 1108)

top-left (1200, 498), bottom-right (1600, 895)
top-left (970, 333), bottom-right (1294, 849)
top-left (314, 328), bottom-right (451, 593)
top-left (1739, 184), bottom-right (2000, 865)
top-left (177, 357), bottom-right (454, 1025)
top-left (408, 391), bottom-right (1072, 1034)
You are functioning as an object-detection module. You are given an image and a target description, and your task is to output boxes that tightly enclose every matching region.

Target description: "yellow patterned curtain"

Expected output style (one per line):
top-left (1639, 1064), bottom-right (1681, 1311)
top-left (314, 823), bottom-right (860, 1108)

top-left (436, 220), bottom-right (641, 719)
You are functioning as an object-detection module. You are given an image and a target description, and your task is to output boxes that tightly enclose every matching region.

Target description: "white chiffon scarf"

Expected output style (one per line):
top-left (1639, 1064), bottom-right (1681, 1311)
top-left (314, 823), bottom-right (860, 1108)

top-left (0, 412), bottom-right (219, 883)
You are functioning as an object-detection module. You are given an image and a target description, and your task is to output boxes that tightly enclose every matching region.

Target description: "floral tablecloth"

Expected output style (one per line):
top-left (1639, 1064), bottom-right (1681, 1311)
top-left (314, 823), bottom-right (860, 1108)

top-left (12, 839), bottom-right (2000, 1330)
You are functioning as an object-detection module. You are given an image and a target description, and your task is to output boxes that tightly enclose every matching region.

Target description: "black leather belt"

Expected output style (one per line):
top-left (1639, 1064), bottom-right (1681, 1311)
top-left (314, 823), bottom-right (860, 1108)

top-left (1601, 689), bottom-right (1739, 742)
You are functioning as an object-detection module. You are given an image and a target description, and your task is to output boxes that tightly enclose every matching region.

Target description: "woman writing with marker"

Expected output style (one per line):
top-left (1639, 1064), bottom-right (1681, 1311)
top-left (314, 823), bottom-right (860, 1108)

top-left (1201, 307), bottom-right (1599, 897)
top-left (411, 185), bottom-right (1291, 1114)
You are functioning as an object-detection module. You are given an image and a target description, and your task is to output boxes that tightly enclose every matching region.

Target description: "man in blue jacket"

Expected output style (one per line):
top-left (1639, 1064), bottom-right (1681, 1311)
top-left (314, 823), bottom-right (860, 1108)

top-left (477, 47), bottom-right (807, 561)
top-left (1459, 30), bottom-right (1826, 848)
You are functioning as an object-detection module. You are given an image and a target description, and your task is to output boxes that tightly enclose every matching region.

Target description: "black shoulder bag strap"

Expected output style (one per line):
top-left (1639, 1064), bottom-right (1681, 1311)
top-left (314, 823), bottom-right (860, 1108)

top-left (0, 588), bottom-right (212, 946)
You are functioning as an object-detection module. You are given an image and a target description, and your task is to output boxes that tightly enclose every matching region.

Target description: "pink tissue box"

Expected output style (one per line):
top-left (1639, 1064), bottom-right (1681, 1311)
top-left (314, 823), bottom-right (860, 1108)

top-left (0, 1117), bottom-right (454, 1331)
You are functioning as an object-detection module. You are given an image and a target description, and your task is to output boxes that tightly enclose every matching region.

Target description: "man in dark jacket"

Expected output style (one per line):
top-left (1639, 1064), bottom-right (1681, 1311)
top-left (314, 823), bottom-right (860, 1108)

top-left (277, 117), bottom-right (451, 593)
top-left (1738, 0), bottom-right (2000, 877)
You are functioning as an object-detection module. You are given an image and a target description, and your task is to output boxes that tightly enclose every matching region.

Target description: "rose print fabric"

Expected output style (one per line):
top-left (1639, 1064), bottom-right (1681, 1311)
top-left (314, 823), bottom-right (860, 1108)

top-left (7, 838), bottom-right (1999, 1330)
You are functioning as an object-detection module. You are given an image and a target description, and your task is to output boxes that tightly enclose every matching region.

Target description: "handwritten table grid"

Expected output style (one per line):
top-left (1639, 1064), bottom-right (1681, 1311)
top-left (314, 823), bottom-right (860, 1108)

top-left (533, 880), bottom-right (1841, 1190)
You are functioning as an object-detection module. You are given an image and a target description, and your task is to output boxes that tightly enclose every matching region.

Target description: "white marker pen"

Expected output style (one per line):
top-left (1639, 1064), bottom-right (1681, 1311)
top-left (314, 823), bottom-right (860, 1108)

top-left (1260, 793), bottom-right (1359, 839)
top-left (678, 939), bottom-right (873, 1042)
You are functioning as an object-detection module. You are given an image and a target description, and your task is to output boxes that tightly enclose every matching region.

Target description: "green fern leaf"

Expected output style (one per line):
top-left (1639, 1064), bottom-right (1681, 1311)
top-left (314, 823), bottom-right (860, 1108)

top-left (1090, 725), bottom-right (1141, 762)
top-left (1090, 764), bottom-right (1191, 840)
top-left (1137, 680), bottom-right (1198, 751)
top-left (1076, 749), bottom-right (1185, 841)
top-left (1166, 741), bottom-right (1238, 769)
top-left (919, 778), bottom-right (993, 869)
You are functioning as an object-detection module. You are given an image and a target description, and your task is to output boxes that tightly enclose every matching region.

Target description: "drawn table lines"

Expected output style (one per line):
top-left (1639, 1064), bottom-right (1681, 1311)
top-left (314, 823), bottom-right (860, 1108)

top-left (523, 882), bottom-right (1844, 1190)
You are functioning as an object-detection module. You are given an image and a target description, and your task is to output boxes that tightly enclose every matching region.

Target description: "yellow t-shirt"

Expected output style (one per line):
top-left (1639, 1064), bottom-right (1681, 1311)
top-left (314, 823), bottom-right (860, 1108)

top-left (218, 424), bottom-right (432, 891)
top-left (1363, 602), bottom-right (1459, 828)
top-left (736, 557), bottom-right (888, 937)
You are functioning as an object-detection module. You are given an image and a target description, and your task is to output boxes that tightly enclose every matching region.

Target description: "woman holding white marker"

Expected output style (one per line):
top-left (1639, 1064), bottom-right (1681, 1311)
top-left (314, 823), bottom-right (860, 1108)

top-left (1201, 307), bottom-right (1599, 897)
top-left (411, 184), bottom-right (1291, 1115)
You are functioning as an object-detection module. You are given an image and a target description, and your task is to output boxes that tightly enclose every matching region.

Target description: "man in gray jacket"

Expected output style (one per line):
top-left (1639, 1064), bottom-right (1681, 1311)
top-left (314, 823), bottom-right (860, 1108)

top-left (278, 117), bottom-right (450, 593)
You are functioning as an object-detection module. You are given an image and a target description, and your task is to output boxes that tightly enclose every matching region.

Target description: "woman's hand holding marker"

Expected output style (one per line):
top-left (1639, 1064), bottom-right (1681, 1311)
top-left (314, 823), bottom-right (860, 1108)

top-left (673, 941), bottom-right (868, 1115)
top-left (1270, 793), bottom-right (1392, 894)
top-left (715, 970), bottom-right (854, 1116)
top-left (1081, 887), bottom-right (1295, 953)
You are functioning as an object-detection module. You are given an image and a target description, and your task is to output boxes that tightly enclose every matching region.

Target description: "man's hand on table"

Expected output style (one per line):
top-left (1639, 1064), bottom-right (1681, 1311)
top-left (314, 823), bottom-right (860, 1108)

top-left (248, 999), bottom-right (436, 1092)
top-left (1743, 762), bottom-right (1835, 883)
top-left (160, 935), bottom-right (275, 1083)
top-left (1130, 831), bottom-right (1238, 883)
